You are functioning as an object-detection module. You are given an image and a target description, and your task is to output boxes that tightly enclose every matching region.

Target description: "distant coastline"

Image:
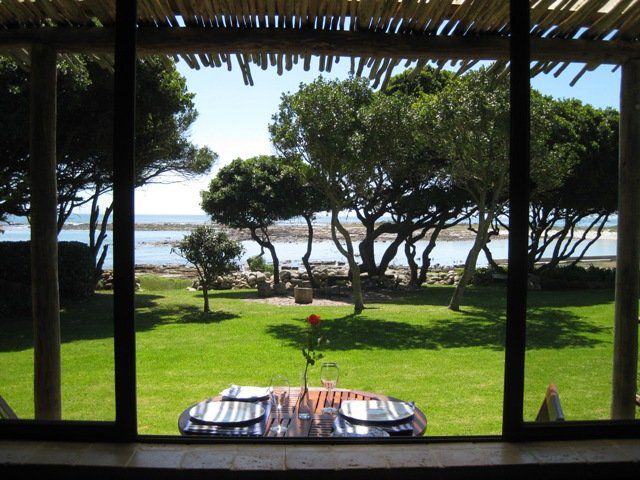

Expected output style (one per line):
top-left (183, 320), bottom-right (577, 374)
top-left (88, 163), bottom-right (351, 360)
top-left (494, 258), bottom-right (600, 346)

top-left (60, 221), bottom-right (480, 243)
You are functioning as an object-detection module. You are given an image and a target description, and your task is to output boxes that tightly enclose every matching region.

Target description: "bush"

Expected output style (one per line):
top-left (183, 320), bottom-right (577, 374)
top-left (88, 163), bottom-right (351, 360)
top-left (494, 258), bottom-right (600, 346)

top-left (470, 267), bottom-right (504, 286)
top-left (538, 265), bottom-right (615, 290)
top-left (247, 254), bottom-right (274, 274)
top-left (0, 241), bottom-right (95, 317)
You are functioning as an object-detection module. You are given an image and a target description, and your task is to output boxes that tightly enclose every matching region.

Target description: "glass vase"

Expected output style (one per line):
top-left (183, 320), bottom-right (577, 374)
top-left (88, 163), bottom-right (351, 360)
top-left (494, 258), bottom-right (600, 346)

top-left (297, 374), bottom-right (313, 420)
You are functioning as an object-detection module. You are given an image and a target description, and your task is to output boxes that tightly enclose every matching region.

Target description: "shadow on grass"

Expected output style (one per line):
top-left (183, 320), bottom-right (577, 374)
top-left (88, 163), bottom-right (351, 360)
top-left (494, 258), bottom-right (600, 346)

top-left (175, 309), bottom-right (238, 324)
top-left (0, 286), bottom-right (612, 353)
top-left (368, 285), bottom-right (615, 310)
top-left (0, 292), bottom-right (238, 353)
top-left (266, 308), bottom-right (606, 352)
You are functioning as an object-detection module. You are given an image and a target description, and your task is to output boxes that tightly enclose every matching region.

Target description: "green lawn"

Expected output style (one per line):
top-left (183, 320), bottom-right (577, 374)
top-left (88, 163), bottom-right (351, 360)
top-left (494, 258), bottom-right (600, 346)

top-left (0, 276), bottom-right (630, 436)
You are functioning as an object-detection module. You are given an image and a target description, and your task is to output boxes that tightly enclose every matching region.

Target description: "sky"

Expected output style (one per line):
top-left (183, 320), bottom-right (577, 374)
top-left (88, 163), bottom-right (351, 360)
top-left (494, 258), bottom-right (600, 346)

top-left (85, 59), bottom-right (622, 216)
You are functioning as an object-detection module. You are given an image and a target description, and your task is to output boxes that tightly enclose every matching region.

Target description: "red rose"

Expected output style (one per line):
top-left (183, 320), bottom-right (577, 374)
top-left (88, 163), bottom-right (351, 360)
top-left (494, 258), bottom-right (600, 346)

top-left (307, 314), bottom-right (321, 326)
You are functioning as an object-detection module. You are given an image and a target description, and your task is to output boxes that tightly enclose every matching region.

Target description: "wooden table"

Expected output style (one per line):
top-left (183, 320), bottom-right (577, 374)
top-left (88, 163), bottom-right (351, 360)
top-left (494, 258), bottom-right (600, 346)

top-left (178, 387), bottom-right (427, 437)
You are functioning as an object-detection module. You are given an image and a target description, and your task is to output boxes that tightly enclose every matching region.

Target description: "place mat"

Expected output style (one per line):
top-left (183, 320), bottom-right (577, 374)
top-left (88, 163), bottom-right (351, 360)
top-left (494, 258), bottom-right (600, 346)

top-left (184, 402), bottom-right (271, 437)
top-left (333, 415), bottom-right (414, 437)
top-left (189, 400), bottom-right (265, 425)
top-left (339, 400), bottom-right (415, 424)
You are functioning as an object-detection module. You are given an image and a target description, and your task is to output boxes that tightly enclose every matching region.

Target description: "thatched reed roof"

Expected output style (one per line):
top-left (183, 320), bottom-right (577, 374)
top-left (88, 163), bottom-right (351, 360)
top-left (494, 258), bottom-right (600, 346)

top-left (0, 1), bottom-right (637, 86)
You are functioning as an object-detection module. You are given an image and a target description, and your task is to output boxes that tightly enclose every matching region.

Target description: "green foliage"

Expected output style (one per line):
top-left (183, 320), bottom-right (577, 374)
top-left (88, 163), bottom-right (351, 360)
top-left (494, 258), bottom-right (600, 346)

top-left (0, 56), bottom-right (216, 227)
top-left (246, 255), bottom-right (274, 274)
top-left (383, 65), bottom-right (454, 97)
top-left (172, 226), bottom-right (243, 290)
top-left (270, 77), bottom-right (375, 207)
top-left (201, 155), bottom-right (309, 229)
top-left (470, 267), bottom-right (500, 286)
top-left (538, 265), bottom-right (616, 290)
top-left (0, 241), bottom-right (94, 317)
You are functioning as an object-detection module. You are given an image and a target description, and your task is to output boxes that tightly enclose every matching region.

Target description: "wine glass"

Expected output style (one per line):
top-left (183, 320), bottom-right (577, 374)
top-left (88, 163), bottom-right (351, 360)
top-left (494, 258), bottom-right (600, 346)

top-left (320, 362), bottom-right (339, 414)
top-left (269, 375), bottom-right (289, 434)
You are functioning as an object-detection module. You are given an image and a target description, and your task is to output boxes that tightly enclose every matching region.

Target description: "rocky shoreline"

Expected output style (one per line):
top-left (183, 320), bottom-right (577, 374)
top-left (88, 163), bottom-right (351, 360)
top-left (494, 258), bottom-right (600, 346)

top-left (64, 221), bottom-right (481, 243)
top-left (96, 262), bottom-right (463, 295)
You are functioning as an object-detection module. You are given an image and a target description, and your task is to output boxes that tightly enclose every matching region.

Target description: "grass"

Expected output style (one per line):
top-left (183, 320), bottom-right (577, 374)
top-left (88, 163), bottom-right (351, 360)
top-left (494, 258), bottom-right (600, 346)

top-left (0, 276), bottom-right (632, 436)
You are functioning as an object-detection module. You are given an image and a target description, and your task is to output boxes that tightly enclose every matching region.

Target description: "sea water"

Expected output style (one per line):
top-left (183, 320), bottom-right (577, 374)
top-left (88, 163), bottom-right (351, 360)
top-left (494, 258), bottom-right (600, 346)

top-left (1, 214), bottom-right (618, 270)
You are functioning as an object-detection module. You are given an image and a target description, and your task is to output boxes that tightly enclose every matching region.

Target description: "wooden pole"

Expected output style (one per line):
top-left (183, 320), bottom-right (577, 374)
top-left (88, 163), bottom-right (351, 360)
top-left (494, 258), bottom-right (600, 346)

top-left (612, 59), bottom-right (640, 420)
top-left (29, 43), bottom-right (61, 420)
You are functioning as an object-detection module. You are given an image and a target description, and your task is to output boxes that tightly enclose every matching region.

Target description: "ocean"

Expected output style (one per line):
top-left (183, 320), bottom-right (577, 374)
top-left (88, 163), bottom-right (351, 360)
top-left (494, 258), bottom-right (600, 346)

top-left (1, 214), bottom-right (618, 269)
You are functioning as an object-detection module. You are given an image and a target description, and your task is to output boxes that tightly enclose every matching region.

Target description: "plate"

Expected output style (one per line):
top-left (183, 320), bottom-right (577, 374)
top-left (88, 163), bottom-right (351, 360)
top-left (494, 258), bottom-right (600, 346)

top-left (339, 400), bottom-right (415, 424)
top-left (189, 400), bottom-right (265, 425)
top-left (220, 385), bottom-right (272, 401)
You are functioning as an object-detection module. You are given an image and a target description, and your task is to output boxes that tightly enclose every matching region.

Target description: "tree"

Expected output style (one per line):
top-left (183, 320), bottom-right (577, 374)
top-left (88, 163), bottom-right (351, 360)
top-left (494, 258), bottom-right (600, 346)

top-left (270, 77), bottom-right (375, 314)
top-left (524, 100), bottom-right (618, 272)
top-left (0, 56), bottom-right (216, 279)
top-left (201, 155), bottom-right (313, 285)
top-left (352, 87), bottom-right (473, 280)
top-left (422, 68), bottom-right (563, 309)
top-left (172, 226), bottom-right (243, 313)
top-left (419, 68), bottom-right (512, 310)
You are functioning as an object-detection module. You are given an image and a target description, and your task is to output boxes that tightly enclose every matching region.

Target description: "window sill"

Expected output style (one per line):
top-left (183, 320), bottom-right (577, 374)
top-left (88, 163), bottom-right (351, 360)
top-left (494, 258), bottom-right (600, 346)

top-left (1, 439), bottom-right (639, 478)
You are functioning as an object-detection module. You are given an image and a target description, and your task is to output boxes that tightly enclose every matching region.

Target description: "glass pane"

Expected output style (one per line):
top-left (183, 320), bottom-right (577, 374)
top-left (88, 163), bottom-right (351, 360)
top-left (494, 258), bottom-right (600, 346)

top-left (524, 64), bottom-right (622, 422)
top-left (0, 52), bottom-right (116, 422)
top-left (133, 42), bottom-right (508, 436)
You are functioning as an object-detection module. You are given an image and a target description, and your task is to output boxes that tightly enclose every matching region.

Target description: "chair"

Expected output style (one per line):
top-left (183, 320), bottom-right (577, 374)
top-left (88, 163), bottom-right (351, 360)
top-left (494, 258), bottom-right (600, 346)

top-left (535, 384), bottom-right (565, 422)
top-left (0, 394), bottom-right (18, 419)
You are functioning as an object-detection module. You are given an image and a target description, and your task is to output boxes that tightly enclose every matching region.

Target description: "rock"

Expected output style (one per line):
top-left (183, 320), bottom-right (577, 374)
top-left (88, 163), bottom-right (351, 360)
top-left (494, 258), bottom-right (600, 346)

top-left (254, 272), bottom-right (267, 284)
top-left (280, 270), bottom-right (292, 282)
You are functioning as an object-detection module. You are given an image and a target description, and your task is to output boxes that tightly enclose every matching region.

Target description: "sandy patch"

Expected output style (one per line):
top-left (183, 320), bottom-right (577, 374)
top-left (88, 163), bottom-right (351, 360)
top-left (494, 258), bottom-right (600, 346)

top-left (243, 291), bottom-right (401, 306)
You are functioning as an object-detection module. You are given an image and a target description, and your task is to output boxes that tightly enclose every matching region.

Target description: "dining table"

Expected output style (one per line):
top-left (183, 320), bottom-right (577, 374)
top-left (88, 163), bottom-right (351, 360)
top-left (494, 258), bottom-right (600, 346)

top-left (178, 387), bottom-right (427, 437)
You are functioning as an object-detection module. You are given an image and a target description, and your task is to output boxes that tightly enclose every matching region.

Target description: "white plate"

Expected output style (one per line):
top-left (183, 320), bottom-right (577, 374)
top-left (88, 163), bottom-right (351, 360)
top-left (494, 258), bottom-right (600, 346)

top-left (220, 385), bottom-right (272, 401)
top-left (189, 400), bottom-right (265, 425)
top-left (339, 400), bottom-right (415, 424)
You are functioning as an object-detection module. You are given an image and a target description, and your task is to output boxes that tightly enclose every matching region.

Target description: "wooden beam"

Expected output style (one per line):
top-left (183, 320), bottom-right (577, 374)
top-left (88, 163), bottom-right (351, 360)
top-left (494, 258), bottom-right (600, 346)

top-left (611, 58), bottom-right (640, 420)
top-left (1, 28), bottom-right (640, 64)
top-left (29, 43), bottom-right (61, 421)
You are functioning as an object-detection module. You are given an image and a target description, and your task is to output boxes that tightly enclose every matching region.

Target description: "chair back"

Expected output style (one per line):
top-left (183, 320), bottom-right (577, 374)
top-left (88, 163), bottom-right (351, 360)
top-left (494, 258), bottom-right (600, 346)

top-left (0, 394), bottom-right (18, 419)
top-left (535, 384), bottom-right (565, 422)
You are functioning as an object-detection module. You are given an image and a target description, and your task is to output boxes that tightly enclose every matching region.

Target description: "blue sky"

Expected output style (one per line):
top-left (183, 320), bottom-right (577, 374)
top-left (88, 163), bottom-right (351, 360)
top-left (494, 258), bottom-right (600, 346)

top-left (127, 59), bottom-right (621, 215)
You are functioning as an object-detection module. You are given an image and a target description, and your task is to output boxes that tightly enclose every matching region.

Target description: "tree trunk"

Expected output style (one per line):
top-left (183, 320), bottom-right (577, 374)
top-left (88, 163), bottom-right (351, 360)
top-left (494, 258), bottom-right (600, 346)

top-left (418, 228), bottom-right (441, 286)
top-left (358, 222), bottom-right (377, 275)
top-left (449, 209), bottom-right (492, 311)
top-left (29, 44), bottom-right (61, 420)
top-left (202, 286), bottom-right (210, 313)
top-left (250, 228), bottom-right (280, 284)
top-left (331, 209), bottom-right (364, 314)
top-left (89, 191), bottom-right (113, 284)
top-left (265, 242), bottom-right (280, 284)
top-left (302, 214), bottom-right (317, 287)
top-left (377, 232), bottom-right (409, 277)
top-left (405, 240), bottom-right (419, 287)
top-left (94, 204), bottom-right (113, 278)
top-left (482, 243), bottom-right (503, 271)
top-left (611, 59), bottom-right (640, 420)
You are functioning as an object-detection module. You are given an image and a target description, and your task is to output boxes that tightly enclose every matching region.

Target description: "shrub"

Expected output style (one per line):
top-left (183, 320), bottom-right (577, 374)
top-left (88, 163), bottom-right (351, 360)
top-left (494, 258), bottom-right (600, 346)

top-left (470, 267), bottom-right (503, 286)
top-left (247, 254), bottom-right (274, 274)
top-left (172, 226), bottom-right (244, 313)
top-left (0, 241), bottom-right (95, 317)
top-left (538, 265), bottom-right (615, 290)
